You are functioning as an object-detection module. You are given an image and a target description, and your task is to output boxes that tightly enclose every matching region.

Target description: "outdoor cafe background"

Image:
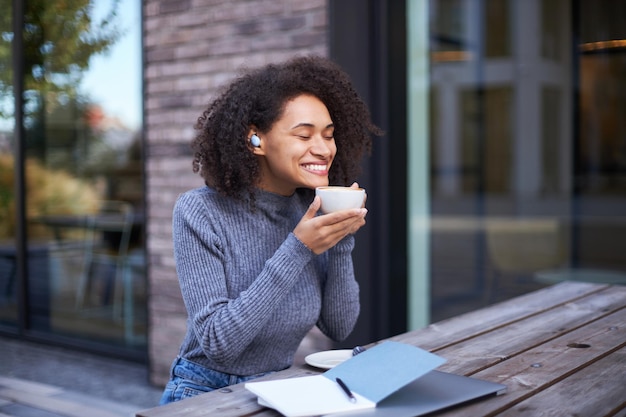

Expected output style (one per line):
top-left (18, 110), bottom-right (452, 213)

top-left (1, 0), bottom-right (624, 386)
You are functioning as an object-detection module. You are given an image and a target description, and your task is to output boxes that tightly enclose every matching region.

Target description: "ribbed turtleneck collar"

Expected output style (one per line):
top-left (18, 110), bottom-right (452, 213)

top-left (252, 188), bottom-right (311, 218)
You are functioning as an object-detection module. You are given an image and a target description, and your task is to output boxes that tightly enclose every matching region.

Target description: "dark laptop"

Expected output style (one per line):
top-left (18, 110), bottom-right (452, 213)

top-left (328, 370), bottom-right (507, 417)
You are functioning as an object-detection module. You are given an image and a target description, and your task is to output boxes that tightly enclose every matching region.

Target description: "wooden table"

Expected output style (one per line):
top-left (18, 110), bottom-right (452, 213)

top-left (136, 281), bottom-right (626, 416)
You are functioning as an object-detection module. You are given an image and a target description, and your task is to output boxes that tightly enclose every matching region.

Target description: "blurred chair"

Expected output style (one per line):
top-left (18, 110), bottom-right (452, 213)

top-left (75, 200), bottom-right (134, 320)
top-left (484, 218), bottom-right (569, 302)
top-left (0, 244), bottom-right (17, 303)
top-left (485, 217), bottom-right (626, 302)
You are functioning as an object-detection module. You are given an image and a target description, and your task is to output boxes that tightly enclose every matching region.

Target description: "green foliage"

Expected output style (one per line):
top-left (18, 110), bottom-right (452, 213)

top-left (0, 0), bottom-right (122, 118)
top-left (0, 153), bottom-right (102, 238)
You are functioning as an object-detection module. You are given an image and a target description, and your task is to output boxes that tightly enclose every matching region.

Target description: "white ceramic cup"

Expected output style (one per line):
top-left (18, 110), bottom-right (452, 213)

top-left (315, 186), bottom-right (366, 213)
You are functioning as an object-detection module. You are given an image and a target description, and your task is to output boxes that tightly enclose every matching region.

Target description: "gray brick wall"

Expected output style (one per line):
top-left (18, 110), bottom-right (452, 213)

top-left (143, 0), bottom-right (329, 386)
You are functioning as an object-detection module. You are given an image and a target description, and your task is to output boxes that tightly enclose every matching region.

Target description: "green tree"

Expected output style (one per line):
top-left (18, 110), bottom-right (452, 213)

top-left (0, 0), bottom-right (122, 120)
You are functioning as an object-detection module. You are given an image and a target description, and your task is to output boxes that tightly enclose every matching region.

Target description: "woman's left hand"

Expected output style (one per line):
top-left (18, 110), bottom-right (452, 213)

top-left (293, 194), bottom-right (367, 255)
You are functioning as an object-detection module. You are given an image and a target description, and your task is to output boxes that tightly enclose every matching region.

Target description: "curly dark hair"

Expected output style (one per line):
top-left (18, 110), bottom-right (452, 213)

top-left (191, 55), bottom-right (382, 201)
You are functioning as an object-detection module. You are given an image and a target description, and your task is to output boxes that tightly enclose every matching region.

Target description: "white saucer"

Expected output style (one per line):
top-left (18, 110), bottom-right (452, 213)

top-left (304, 349), bottom-right (352, 370)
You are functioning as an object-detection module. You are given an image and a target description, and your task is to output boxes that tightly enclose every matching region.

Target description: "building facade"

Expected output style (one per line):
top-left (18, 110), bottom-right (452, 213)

top-left (143, 0), bottom-right (333, 384)
top-left (1, 0), bottom-right (624, 387)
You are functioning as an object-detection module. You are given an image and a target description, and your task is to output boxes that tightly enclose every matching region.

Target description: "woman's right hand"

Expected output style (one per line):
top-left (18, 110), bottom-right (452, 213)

top-left (293, 196), bottom-right (367, 255)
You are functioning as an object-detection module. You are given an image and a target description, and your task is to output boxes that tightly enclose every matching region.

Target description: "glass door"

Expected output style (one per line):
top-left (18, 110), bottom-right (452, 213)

top-left (0, 0), bottom-right (17, 328)
top-left (574, 1), bottom-right (626, 275)
top-left (418, 0), bottom-right (625, 323)
top-left (2, 0), bottom-right (146, 357)
top-left (426, 0), bottom-right (570, 320)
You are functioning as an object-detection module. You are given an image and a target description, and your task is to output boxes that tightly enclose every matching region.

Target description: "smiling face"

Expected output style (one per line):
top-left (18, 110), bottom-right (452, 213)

top-left (251, 94), bottom-right (336, 196)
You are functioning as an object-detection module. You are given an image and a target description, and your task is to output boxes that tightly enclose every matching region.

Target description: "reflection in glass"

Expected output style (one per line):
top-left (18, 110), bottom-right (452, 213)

top-left (0, 0), bottom-right (17, 327)
top-left (575, 1), bottom-right (626, 274)
top-left (427, 0), bottom-right (625, 322)
top-left (15, 0), bottom-right (145, 351)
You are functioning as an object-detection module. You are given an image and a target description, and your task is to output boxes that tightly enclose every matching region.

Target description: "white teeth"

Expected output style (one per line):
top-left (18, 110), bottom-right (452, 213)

top-left (303, 164), bottom-right (326, 171)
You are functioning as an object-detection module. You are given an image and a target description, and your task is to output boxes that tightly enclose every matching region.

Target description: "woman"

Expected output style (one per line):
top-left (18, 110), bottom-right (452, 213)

top-left (160, 55), bottom-right (382, 405)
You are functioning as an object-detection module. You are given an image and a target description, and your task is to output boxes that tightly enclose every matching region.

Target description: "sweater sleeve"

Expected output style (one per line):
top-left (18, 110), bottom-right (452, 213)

top-left (316, 235), bottom-right (360, 341)
top-left (173, 193), bottom-right (315, 366)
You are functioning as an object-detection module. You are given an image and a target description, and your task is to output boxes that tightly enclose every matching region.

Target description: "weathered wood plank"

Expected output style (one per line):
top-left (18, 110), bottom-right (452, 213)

top-left (435, 307), bottom-right (626, 416)
top-left (0, 376), bottom-right (63, 396)
top-left (135, 368), bottom-right (318, 417)
top-left (612, 406), bottom-right (626, 417)
top-left (500, 346), bottom-right (626, 416)
top-left (391, 281), bottom-right (608, 351)
top-left (135, 282), bottom-right (624, 417)
top-left (0, 387), bottom-right (125, 417)
top-left (434, 285), bottom-right (626, 375)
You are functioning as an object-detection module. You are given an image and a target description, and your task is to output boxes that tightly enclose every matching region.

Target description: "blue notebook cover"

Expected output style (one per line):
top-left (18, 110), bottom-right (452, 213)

top-left (324, 341), bottom-right (447, 403)
top-left (245, 341), bottom-right (449, 416)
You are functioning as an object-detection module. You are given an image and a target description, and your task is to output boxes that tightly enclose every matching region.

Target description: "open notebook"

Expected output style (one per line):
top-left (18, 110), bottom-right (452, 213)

top-left (245, 341), bottom-right (506, 417)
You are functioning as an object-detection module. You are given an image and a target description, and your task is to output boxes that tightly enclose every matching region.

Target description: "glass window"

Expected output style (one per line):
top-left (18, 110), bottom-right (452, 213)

top-left (420, 0), bottom-right (626, 323)
top-left (0, 0), bottom-right (17, 327)
top-left (2, 0), bottom-right (145, 354)
top-left (575, 1), bottom-right (626, 274)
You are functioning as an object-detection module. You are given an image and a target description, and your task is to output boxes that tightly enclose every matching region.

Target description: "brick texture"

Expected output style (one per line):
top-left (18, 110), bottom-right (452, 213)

top-left (143, 0), bottom-right (329, 386)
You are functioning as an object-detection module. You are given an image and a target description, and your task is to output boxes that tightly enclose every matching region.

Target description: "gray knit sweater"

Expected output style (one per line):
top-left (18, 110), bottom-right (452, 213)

top-left (172, 186), bottom-right (360, 376)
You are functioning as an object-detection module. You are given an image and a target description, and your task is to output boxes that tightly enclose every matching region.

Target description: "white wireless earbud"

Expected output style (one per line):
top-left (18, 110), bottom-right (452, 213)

top-left (250, 134), bottom-right (261, 147)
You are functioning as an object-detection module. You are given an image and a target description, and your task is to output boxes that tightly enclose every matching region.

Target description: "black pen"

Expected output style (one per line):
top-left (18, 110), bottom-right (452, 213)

top-left (336, 377), bottom-right (357, 403)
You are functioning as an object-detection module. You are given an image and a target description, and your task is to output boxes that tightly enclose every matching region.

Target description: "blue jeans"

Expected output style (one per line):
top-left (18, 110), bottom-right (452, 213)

top-left (159, 357), bottom-right (272, 405)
